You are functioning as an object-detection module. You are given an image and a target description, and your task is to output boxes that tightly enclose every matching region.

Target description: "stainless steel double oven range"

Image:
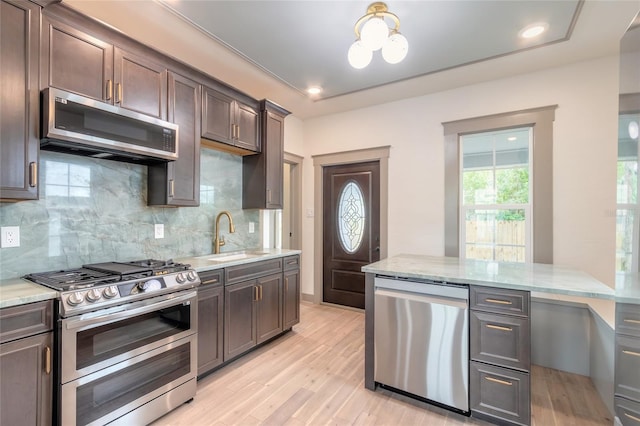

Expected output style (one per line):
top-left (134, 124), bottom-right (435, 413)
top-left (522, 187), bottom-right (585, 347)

top-left (24, 259), bottom-right (200, 426)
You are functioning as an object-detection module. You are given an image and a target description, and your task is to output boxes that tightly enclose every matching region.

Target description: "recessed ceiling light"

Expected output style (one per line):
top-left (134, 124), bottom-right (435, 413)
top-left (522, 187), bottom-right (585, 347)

top-left (519, 23), bottom-right (548, 39)
top-left (307, 86), bottom-right (322, 95)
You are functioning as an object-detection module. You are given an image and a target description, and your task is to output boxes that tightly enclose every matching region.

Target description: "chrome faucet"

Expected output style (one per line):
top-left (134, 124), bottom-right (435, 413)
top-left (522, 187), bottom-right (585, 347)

top-left (214, 211), bottom-right (235, 254)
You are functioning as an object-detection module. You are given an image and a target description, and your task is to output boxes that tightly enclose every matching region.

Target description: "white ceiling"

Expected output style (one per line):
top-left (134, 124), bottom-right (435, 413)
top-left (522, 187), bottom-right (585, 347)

top-left (64, 0), bottom-right (639, 118)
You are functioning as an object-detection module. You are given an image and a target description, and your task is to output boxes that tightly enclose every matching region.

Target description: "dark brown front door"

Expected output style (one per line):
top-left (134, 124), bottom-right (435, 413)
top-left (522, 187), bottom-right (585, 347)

top-left (323, 161), bottom-right (380, 309)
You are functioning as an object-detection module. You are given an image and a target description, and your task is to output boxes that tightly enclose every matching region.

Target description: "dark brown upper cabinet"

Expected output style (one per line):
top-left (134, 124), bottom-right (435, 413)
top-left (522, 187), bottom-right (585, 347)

top-left (41, 14), bottom-right (167, 119)
top-left (202, 85), bottom-right (260, 153)
top-left (243, 100), bottom-right (290, 209)
top-left (1, 0), bottom-right (40, 201)
top-left (148, 71), bottom-right (201, 206)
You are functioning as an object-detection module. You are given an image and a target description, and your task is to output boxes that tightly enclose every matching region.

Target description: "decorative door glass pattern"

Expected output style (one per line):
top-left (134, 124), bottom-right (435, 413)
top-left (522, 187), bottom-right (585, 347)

top-left (337, 180), bottom-right (366, 253)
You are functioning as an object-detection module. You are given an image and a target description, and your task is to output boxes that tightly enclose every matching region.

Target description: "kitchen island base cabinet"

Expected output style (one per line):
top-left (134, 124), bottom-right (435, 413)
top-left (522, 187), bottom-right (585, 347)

top-left (615, 302), bottom-right (640, 425)
top-left (616, 397), bottom-right (640, 425)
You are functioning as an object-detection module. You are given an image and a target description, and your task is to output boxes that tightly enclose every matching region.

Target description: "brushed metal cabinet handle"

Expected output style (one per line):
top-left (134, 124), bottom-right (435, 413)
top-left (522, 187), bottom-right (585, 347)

top-left (623, 350), bottom-right (640, 357)
top-left (485, 376), bottom-right (512, 386)
top-left (29, 162), bottom-right (37, 187)
top-left (259, 285), bottom-right (263, 301)
top-left (169, 180), bottom-right (175, 198)
top-left (253, 286), bottom-right (258, 302)
top-left (624, 319), bottom-right (640, 325)
top-left (285, 277), bottom-right (289, 292)
top-left (485, 298), bottom-right (513, 305)
top-left (115, 82), bottom-right (122, 103)
top-left (106, 80), bottom-right (113, 100)
top-left (201, 278), bottom-right (219, 285)
top-left (45, 346), bottom-right (51, 374)
top-left (624, 412), bottom-right (640, 422)
top-left (486, 324), bottom-right (513, 332)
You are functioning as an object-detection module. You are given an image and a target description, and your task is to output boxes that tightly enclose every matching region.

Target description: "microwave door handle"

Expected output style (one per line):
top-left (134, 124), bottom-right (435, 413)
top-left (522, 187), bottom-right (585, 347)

top-left (64, 291), bottom-right (195, 331)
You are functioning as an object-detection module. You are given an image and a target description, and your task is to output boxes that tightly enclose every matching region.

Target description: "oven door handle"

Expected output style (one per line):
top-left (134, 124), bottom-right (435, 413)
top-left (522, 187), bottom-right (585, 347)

top-left (64, 291), bottom-right (196, 331)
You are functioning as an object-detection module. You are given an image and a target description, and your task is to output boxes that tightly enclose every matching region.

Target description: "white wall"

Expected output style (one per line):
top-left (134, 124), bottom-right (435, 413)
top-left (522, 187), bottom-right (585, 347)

top-left (297, 56), bottom-right (619, 296)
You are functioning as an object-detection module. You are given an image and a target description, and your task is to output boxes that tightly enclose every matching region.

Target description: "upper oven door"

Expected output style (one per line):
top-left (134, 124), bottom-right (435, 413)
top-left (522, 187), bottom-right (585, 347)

top-left (60, 290), bottom-right (197, 384)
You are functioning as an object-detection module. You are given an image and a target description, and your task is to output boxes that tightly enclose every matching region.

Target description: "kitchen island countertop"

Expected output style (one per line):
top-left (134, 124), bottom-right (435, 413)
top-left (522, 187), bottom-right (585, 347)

top-left (362, 254), bottom-right (615, 300)
top-left (616, 273), bottom-right (640, 304)
top-left (0, 277), bottom-right (58, 309)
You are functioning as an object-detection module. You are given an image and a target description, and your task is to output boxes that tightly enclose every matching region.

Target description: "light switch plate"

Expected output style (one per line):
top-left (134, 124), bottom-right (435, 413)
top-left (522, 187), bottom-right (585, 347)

top-left (306, 209), bottom-right (314, 218)
top-left (154, 224), bottom-right (164, 239)
top-left (1, 226), bottom-right (20, 248)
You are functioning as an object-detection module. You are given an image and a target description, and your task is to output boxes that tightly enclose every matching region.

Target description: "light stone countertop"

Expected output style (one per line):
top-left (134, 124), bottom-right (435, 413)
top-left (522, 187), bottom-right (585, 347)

top-left (0, 277), bottom-right (58, 309)
top-left (362, 254), bottom-right (615, 300)
top-left (616, 273), bottom-right (640, 305)
top-left (177, 248), bottom-right (302, 273)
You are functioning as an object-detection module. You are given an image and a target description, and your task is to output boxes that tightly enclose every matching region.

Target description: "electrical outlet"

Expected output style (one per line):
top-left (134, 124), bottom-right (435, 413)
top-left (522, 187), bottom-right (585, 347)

top-left (249, 222), bottom-right (255, 233)
top-left (1, 226), bottom-right (20, 248)
top-left (154, 224), bottom-right (164, 239)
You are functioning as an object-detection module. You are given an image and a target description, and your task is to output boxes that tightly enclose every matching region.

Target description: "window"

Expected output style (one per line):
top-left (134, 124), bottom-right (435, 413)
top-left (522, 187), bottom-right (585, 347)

top-left (616, 112), bottom-right (640, 273)
top-left (443, 105), bottom-right (555, 264)
top-left (461, 127), bottom-right (532, 262)
top-left (337, 180), bottom-right (366, 253)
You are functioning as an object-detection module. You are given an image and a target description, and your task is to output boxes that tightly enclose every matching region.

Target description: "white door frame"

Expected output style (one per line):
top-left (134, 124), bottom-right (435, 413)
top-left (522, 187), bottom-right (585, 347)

top-left (312, 146), bottom-right (390, 305)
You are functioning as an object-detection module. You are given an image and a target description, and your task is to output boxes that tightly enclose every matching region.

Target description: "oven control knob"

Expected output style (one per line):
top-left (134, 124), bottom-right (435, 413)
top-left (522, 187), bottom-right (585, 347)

top-left (86, 289), bottom-right (102, 303)
top-left (186, 271), bottom-right (198, 282)
top-left (67, 292), bottom-right (84, 306)
top-left (103, 286), bottom-right (118, 299)
top-left (175, 273), bottom-right (187, 284)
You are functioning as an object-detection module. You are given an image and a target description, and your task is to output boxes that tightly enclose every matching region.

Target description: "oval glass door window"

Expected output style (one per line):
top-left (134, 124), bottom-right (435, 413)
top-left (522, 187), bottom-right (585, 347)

top-left (337, 180), bottom-right (366, 253)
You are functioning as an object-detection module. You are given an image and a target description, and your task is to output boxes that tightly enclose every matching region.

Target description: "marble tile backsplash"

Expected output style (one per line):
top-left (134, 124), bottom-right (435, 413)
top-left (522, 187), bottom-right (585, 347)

top-left (0, 148), bottom-right (260, 279)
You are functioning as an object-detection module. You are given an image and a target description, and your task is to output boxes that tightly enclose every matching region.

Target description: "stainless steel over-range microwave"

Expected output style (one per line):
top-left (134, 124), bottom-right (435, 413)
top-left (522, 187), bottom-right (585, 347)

top-left (41, 87), bottom-right (179, 164)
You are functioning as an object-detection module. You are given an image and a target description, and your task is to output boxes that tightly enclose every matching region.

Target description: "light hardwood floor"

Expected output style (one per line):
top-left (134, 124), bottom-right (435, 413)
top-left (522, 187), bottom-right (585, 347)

top-left (153, 302), bottom-right (613, 426)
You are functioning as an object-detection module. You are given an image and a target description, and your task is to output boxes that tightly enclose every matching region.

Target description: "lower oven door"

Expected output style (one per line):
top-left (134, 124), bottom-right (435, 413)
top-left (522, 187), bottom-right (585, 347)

top-left (61, 334), bottom-right (196, 426)
top-left (60, 290), bottom-right (197, 384)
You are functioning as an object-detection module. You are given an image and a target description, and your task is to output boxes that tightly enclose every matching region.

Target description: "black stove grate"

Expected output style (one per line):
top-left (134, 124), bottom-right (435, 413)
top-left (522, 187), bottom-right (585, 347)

top-left (24, 268), bottom-right (120, 291)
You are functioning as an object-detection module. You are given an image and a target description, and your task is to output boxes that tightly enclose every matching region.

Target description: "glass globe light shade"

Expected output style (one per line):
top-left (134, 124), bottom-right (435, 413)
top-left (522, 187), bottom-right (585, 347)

top-left (382, 32), bottom-right (408, 64)
top-left (348, 40), bottom-right (372, 69)
top-left (360, 17), bottom-right (389, 51)
top-left (629, 120), bottom-right (639, 140)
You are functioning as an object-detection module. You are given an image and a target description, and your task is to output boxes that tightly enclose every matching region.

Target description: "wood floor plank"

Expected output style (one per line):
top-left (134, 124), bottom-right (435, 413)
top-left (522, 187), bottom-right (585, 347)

top-left (152, 301), bottom-right (612, 426)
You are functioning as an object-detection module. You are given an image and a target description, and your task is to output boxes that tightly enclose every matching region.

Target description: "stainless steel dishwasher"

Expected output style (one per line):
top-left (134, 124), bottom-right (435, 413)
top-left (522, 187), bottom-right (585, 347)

top-left (374, 276), bottom-right (469, 413)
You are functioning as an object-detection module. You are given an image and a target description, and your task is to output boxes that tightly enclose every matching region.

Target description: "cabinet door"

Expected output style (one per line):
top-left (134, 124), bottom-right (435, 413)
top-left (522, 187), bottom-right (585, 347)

top-left (264, 109), bottom-right (284, 208)
top-left (234, 101), bottom-right (260, 152)
top-left (114, 47), bottom-right (167, 119)
top-left (202, 86), bottom-right (234, 145)
top-left (283, 268), bottom-right (300, 330)
top-left (0, 332), bottom-right (52, 426)
top-left (41, 15), bottom-right (113, 102)
top-left (148, 71), bottom-right (200, 206)
top-left (256, 273), bottom-right (283, 344)
top-left (197, 284), bottom-right (224, 376)
top-left (224, 280), bottom-right (257, 361)
top-left (1, 0), bottom-right (39, 200)
top-left (616, 334), bottom-right (640, 402)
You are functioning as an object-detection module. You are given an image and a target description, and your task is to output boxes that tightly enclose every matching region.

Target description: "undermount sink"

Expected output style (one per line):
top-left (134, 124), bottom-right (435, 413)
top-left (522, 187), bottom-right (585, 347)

top-left (198, 250), bottom-right (270, 263)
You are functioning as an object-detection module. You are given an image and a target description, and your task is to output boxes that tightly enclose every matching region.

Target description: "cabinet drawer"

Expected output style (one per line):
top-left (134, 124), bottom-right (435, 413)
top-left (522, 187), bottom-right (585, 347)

top-left (617, 303), bottom-right (640, 338)
top-left (225, 258), bottom-right (283, 285)
top-left (470, 361), bottom-right (530, 426)
top-left (616, 397), bottom-right (640, 425)
top-left (283, 255), bottom-right (300, 271)
top-left (616, 334), bottom-right (640, 402)
top-left (199, 269), bottom-right (224, 287)
top-left (0, 300), bottom-right (53, 344)
top-left (471, 311), bottom-right (530, 372)
top-left (471, 286), bottom-right (530, 317)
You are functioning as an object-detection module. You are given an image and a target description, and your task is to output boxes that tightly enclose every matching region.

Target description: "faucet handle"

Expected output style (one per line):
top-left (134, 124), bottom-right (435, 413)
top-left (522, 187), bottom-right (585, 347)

top-left (219, 235), bottom-right (225, 247)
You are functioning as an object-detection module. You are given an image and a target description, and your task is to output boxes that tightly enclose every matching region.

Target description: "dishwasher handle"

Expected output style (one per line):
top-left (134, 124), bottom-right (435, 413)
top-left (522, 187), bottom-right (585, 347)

top-left (374, 287), bottom-right (468, 310)
top-left (375, 277), bottom-right (468, 301)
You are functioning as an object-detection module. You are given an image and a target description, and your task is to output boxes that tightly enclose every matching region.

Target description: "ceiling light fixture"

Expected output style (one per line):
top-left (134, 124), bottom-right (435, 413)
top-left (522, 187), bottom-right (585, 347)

top-left (348, 2), bottom-right (408, 69)
top-left (519, 23), bottom-right (548, 39)
top-left (307, 86), bottom-right (322, 95)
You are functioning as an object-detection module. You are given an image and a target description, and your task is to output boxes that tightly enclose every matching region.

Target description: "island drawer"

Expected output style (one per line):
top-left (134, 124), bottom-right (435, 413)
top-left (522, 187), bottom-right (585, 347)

top-left (199, 269), bottom-right (224, 287)
top-left (225, 258), bottom-right (283, 285)
top-left (470, 286), bottom-right (530, 317)
top-left (615, 397), bottom-right (640, 425)
top-left (0, 300), bottom-right (53, 344)
top-left (470, 361), bottom-right (530, 426)
top-left (617, 303), bottom-right (640, 338)
top-left (283, 255), bottom-right (300, 271)
top-left (615, 334), bottom-right (640, 402)
top-left (471, 311), bottom-right (530, 372)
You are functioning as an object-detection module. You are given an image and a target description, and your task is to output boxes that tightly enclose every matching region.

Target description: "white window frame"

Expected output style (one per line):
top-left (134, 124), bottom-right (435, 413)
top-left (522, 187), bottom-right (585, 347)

top-left (459, 128), bottom-right (533, 262)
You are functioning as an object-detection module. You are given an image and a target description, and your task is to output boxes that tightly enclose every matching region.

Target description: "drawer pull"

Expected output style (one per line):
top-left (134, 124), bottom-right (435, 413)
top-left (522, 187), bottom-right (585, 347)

top-left (624, 318), bottom-right (640, 325)
top-left (623, 350), bottom-right (640, 357)
top-left (485, 376), bottom-right (513, 386)
top-left (624, 412), bottom-right (640, 423)
top-left (287, 260), bottom-right (297, 265)
top-left (485, 298), bottom-right (512, 305)
top-left (486, 324), bottom-right (513, 332)
top-left (45, 346), bottom-right (51, 375)
top-left (201, 278), bottom-right (219, 285)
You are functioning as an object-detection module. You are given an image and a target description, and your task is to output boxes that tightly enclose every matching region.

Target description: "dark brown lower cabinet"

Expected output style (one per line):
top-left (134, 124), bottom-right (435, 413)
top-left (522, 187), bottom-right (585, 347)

top-left (197, 281), bottom-right (224, 377)
top-left (256, 273), bottom-right (283, 343)
top-left (283, 268), bottom-right (300, 330)
top-left (470, 361), bottom-right (531, 426)
top-left (224, 280), bottom-right (257, 361)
